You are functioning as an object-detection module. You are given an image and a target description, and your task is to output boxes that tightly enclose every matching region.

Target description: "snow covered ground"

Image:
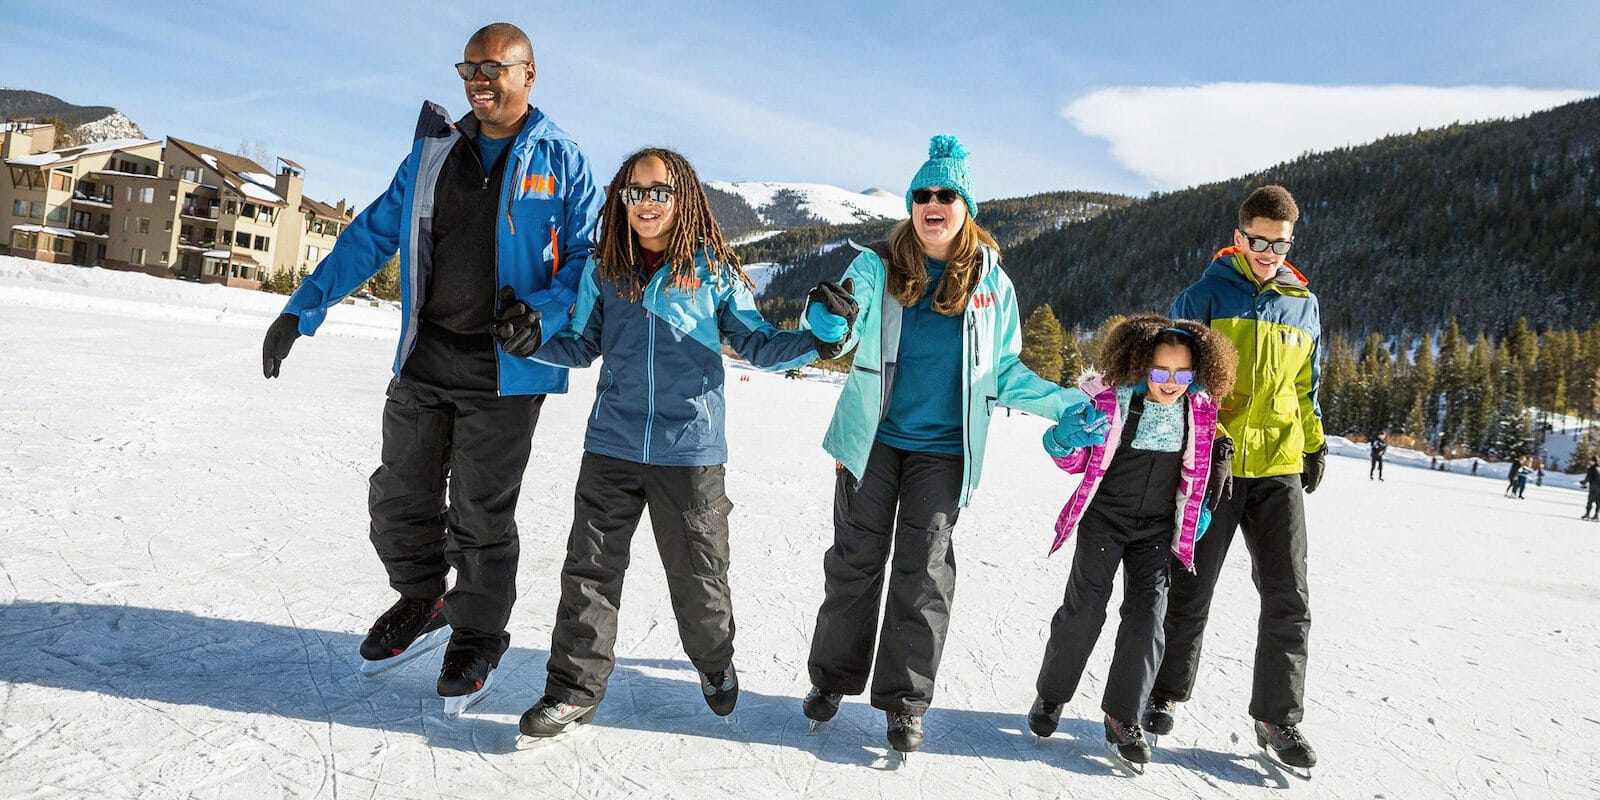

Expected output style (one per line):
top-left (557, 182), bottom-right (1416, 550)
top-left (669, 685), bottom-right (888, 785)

top-left (2, 258), bottom-right (1597, 799)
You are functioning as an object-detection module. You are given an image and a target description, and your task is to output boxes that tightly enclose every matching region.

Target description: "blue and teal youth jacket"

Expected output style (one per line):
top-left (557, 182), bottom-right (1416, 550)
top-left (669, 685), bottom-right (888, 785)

top-left (814, 243), bottom-right (1093, 507)
top-left (534, 252), bottom-right (822, 466)
top-left (282, 101), bottom-right (602, 395)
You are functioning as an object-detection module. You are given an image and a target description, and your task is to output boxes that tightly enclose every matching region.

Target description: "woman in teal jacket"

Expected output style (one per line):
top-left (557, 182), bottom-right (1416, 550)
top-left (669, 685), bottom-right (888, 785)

top-left (799, 135), bottom-right (1104, 756)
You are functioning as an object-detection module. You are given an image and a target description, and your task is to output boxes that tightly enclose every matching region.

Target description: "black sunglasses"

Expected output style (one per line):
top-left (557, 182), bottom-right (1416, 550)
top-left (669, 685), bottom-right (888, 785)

top-left (455, 60), bottom-right (530, 81)
top-left (911, 188), bottom-right (960, 206)
top-left (1239, 229), bottom-right (1293, 255)
top-left (621, 184), bottom-right (675, 206)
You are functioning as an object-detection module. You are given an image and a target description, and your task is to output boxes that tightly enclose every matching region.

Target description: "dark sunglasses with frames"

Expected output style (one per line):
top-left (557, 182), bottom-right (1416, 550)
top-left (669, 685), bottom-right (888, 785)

top-left (455, 60), bottom-right (530, 81)
top-left (621, 184), bottom-right (675, 206)
top-left (1149, 368), bottom-right (1195, 386)
top-left (1238, 229), bottom-right (1293, 255)
top-left (911, 188), bottom-right (961, 206)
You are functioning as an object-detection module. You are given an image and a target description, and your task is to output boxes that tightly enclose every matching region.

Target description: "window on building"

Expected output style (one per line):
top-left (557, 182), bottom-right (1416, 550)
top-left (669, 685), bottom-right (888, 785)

top-left (181, 225), bottom-right (193, 239)
top-left (242, 202), bottom-right (257, 219)
top-left (164, 220), bottom-right (173, 232)
top-left (160, 251), bottom-right (168, 264)
top-left (225, 200), bottom-right (238, 215)
top-left (46, 205), bottom-right (67, 224)
top-left (139, 187), bottom-right (154, 204)
top-left (168, 189), bottom-right (177, 201)
top-left (122, 216), bottom-right (129, 232)
top-left (203, 227), bottom-right (215, 241)
top-left (11, 200), bottom-right (26, 218)
top-left (181, 167), bottom-right (198, 182)
top-left (11, 231), bottom-right (37, 250)
top-left (95, 244), bottom-right (106, 262)
top-left (137, 218), bottom-right (150, 234)
top-left (30, 201), bottom-right (44, 219)
top-left (254, 235), bottom-right (270, 251)
top-left (219, 230), bottom-right (231, 245)
top-left (305, 245), bottom-right (321, 262)
top-left (131, 247), bottom-right (145, 265)
top-left (51, 172), bottom-right (72, 191)
top-left (53, 237), bottom-right (68, 253)
top-left (126, 186), bottom-right (133, 202)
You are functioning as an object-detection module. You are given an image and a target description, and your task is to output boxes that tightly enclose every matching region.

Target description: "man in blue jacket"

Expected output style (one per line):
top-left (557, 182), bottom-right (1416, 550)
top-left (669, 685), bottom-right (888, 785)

top-left (260, 22), bottom-right (602, 705)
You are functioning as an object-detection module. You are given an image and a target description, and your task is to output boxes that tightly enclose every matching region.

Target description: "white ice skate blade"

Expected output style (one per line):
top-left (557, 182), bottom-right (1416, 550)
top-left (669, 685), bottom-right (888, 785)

top-left (442, 670), bottom-right (497, 719)
top-left (1105, 742), bottom-right (1147, 777)
top-left (1258, 748), bottom-right (1313, 781)
top-left (359, 625), bottom-right (451, 676)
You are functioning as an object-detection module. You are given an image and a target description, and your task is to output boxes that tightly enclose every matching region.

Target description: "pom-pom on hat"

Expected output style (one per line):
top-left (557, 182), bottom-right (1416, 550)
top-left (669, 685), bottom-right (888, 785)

top-left (906, 134), bottom-right (977, 218)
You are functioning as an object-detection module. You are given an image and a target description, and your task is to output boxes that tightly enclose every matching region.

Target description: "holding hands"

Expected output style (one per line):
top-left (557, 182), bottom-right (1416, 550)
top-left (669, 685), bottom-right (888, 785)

top-left (493, 285), bottom-right (543, 358)
top-left (806, 279), bottom-right (858, 358)
top-left (1042, 403), bottom-right (1110, 458)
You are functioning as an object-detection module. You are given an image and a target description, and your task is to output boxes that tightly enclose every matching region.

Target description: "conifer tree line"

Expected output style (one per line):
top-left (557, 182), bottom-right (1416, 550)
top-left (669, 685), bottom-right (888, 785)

top-left (1016, 308), bottom-right (1600, 472)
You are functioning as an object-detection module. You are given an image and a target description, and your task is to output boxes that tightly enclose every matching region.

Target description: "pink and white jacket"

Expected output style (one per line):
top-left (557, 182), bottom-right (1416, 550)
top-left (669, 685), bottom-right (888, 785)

top-left (1047, 374), bottom-right (1220, 574)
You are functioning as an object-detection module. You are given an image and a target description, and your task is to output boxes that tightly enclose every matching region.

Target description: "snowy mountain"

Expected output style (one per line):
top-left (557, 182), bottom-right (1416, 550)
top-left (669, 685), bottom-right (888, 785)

top-left (0, 89), bottom-right (145, 144)
top-left (707, 180), bottom-right (908, 228)
top-left (3, 255), bottom-right (1595, 798)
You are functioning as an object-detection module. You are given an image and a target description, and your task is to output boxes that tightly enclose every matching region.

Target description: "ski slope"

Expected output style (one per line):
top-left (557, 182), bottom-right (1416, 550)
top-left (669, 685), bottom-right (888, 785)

top-left (1, 258), bottom-right (1596, 799)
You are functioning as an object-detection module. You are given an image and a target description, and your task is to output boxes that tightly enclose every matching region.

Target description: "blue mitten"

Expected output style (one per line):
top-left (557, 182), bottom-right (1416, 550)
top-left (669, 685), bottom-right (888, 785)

top-left (1053, 404), bottom-right (1110, 450)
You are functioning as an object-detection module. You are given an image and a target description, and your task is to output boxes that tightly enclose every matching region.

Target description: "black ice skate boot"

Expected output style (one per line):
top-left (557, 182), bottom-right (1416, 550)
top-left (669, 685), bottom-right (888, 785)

top-left (1141, 695), bottom-right (1177, 736)
top-left (1104, 714), bottom-right (1152, 775)
top-left (700, 664), bottom-right (739, 716)
top-left (1028, 696), bottom-right (1063, 738)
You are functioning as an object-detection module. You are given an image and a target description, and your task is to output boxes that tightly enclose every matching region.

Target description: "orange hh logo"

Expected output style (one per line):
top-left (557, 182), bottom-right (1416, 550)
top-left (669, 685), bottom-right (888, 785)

top-left (971, 292), bottom-right (995, 309)
top-left (521, 173), bottom-right (556, 197)
top-left (672, 273), bottom-right (703, 290)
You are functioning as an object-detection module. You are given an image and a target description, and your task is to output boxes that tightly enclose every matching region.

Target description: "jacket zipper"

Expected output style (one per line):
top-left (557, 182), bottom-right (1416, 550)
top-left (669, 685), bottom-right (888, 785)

top-left (594, 370), bottom-right (614, 420)
top-left (644, 279), bottom-right (657, 463)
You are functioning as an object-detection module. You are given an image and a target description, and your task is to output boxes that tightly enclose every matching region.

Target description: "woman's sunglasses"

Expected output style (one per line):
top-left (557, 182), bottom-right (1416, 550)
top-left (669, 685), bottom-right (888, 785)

top-left (621, 184), bottom-right (675, 206)
top-left (1238, 229), bottom-right (1293, 255)
top-left (1149, 368), bottom-right (1195, 386)
top-left (911, 188), bottom-right (960, 206)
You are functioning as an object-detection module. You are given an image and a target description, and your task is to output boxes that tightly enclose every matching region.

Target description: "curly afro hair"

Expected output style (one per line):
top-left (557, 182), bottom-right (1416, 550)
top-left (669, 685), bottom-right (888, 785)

top-left (1097, 313), bottom-right (1237, 400)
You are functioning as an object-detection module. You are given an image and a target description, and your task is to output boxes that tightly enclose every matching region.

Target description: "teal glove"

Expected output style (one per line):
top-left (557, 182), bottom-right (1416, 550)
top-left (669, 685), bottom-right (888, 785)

top-left (1043, 405), bottom-right (1110, 456)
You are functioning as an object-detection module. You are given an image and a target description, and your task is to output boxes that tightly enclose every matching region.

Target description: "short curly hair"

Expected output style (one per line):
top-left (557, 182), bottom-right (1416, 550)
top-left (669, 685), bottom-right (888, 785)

top-left (1098, 313), bottom-right (1237, 400)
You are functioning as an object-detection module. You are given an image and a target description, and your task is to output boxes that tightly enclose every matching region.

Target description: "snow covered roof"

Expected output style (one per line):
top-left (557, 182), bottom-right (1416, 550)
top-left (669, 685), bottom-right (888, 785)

top-left (238, 171), bottom-right (276, 187)
top-left (203, 249), bottom-right (231, 258)
top-left (12, 224), bottom-right (75, 237)
top-left (237, 181), bottom-right (284, 204)
top-left (3, 138), bottom-right (160, 169)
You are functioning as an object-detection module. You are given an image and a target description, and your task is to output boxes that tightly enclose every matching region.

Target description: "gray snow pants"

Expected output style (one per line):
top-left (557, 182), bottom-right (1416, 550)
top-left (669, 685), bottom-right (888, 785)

top-left (807, 441), bottom-right (963, 716)
top-left (543, 452), bottom-right (736, 706)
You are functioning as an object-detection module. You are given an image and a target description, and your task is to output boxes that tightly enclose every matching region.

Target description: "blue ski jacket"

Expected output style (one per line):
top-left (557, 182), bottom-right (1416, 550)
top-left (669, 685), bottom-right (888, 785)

top-left (282, 101), bottom-right (602, 395)
top-left (534, 253), bottom-right (821, 466)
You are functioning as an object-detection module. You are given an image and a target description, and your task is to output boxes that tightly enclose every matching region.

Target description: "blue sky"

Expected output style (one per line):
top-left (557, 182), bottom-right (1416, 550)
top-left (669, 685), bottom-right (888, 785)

top-left (4, 1), bottom-right (1597, 211)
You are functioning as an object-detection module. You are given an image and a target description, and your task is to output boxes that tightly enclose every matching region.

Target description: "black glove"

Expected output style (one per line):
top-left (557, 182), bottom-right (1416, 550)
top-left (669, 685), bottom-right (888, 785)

top-left (262, 312), bottom-right (301, 379)
top-left (807, 278), bottom-right (857, 360)
top-left (1205, 436), bottom-right (1234, 510)
top-left (492, 286), bottom-right (542, 358)
top-left (1302, 445), bottom-right (1328, 494)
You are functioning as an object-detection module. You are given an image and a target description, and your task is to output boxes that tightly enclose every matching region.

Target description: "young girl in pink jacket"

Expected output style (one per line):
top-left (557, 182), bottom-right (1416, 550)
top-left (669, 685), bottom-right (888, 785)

top-left (1026, 314), bottom-right (1237, 773)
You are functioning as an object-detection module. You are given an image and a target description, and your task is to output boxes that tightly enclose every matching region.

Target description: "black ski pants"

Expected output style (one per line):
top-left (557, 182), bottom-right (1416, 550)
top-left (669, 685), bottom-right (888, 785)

top-left (1586, 488), bottom-right (1599, 518)
top-left (1369, 455), bottom-right (1383, 479)
top-left (1035, 506), bottom-right (1172, 725)
top-left (1153, 474), bottom-right (1311, 725)
top-left (367, 330), bottom-right (544, 665)
top-left (544, 452), bottom-right (735, 706)
top-left (808, 441), bottom-right (963, 716)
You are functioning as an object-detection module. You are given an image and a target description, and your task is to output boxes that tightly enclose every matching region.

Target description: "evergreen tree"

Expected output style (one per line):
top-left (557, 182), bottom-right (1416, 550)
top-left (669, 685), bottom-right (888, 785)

top-left (1412, 332), bottom-right (1438, 436)
top-left (1357, 332), bottom-right (1393, 435)
top-left (1082, 314), bottom-right (1126, 372)
top-left (368, 254), bottom-right (401, 301)
top-left (1464, 334), bottom-right (1495, 452)
top-left (1436, 318), bottom-right (1469, 449)
top-left (1060, 327), bottom-right (1085, 387)
top-left (1404, 395), bottom-right (1427, 442)
top-left (1019, 304), bottom-right (1065, 383)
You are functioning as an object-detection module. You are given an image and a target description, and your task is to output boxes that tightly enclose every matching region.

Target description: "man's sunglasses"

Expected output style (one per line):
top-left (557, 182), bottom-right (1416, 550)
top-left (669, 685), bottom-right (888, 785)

top-left (1238, 229), bottom-right (1293, 255)
top-left (1149, 368), bottom-right (1195, 386)
top-left (621, 184), bottom-right (675, 206)
top-left (455, 60), bottom-right (530, 81)
top-left (911, 188), bottom-right (960, 206)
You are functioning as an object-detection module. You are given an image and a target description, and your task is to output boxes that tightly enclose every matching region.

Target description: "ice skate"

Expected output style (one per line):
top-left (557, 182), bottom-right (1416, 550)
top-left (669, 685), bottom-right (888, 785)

top-left (359, 597), bottom-right (449, 676)
top-left (1255, 720), bottom-right (1316, 780)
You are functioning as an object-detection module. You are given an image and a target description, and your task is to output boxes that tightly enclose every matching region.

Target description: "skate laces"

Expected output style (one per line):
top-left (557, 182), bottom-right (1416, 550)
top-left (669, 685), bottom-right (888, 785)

top-left (1270, 723), bottom-right (1306, 746)
top-left (1108, 716), bottom-right (1146, 744)
top-left (888, 711), bottom-right (921, 731)
top-left (701, 665), bottom-right (736, 693)
top-left (372, 597), bottom-right (433, 637)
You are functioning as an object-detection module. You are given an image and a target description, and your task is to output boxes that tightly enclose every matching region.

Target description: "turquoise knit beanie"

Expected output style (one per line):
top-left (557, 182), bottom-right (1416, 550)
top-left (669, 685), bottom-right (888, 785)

top-left (905, 134), bottom-right (976, 218)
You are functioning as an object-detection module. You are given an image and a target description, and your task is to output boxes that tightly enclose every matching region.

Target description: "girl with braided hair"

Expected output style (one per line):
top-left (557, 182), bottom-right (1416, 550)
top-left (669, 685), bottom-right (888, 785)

top-left (1025, 313), bottom-right (1237, 773)
top-left (519, 147), bottom-right (855, 738)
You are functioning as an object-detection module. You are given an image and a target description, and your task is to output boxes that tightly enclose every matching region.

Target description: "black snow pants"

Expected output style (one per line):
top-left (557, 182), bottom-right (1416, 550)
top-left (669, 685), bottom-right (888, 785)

top-left (367, 327), bottom-right (544, 665)
top-left (544, 452), bottom-right (736, 706)
top-left (1152, 473), bottom-right (1311, 726)
top-left (807, 441), bottom-right (963, 716)
top-left (1036, 420), bottom-right (1180, 726)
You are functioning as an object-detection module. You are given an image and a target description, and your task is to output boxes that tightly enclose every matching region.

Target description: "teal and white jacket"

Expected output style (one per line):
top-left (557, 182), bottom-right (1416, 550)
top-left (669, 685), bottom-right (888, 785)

top-left (534, 252), bottom-right (821, 466)
top-left (814, 242), bottom-right (1093, 507)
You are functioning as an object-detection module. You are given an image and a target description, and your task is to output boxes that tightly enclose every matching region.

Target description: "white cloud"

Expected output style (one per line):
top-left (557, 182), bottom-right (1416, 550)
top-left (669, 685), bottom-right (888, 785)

top-left (1063, 83), bottom-right (1594, 190)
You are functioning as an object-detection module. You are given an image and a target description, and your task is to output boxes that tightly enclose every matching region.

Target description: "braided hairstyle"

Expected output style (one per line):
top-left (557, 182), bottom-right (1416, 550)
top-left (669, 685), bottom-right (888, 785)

top-left (593, 147), bottom-right (748, 302)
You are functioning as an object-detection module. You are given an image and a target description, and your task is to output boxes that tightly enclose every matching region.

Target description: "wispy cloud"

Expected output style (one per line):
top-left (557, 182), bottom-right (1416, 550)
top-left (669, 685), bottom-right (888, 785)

top-left (1063, 83), bottom-right (1595, 190)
